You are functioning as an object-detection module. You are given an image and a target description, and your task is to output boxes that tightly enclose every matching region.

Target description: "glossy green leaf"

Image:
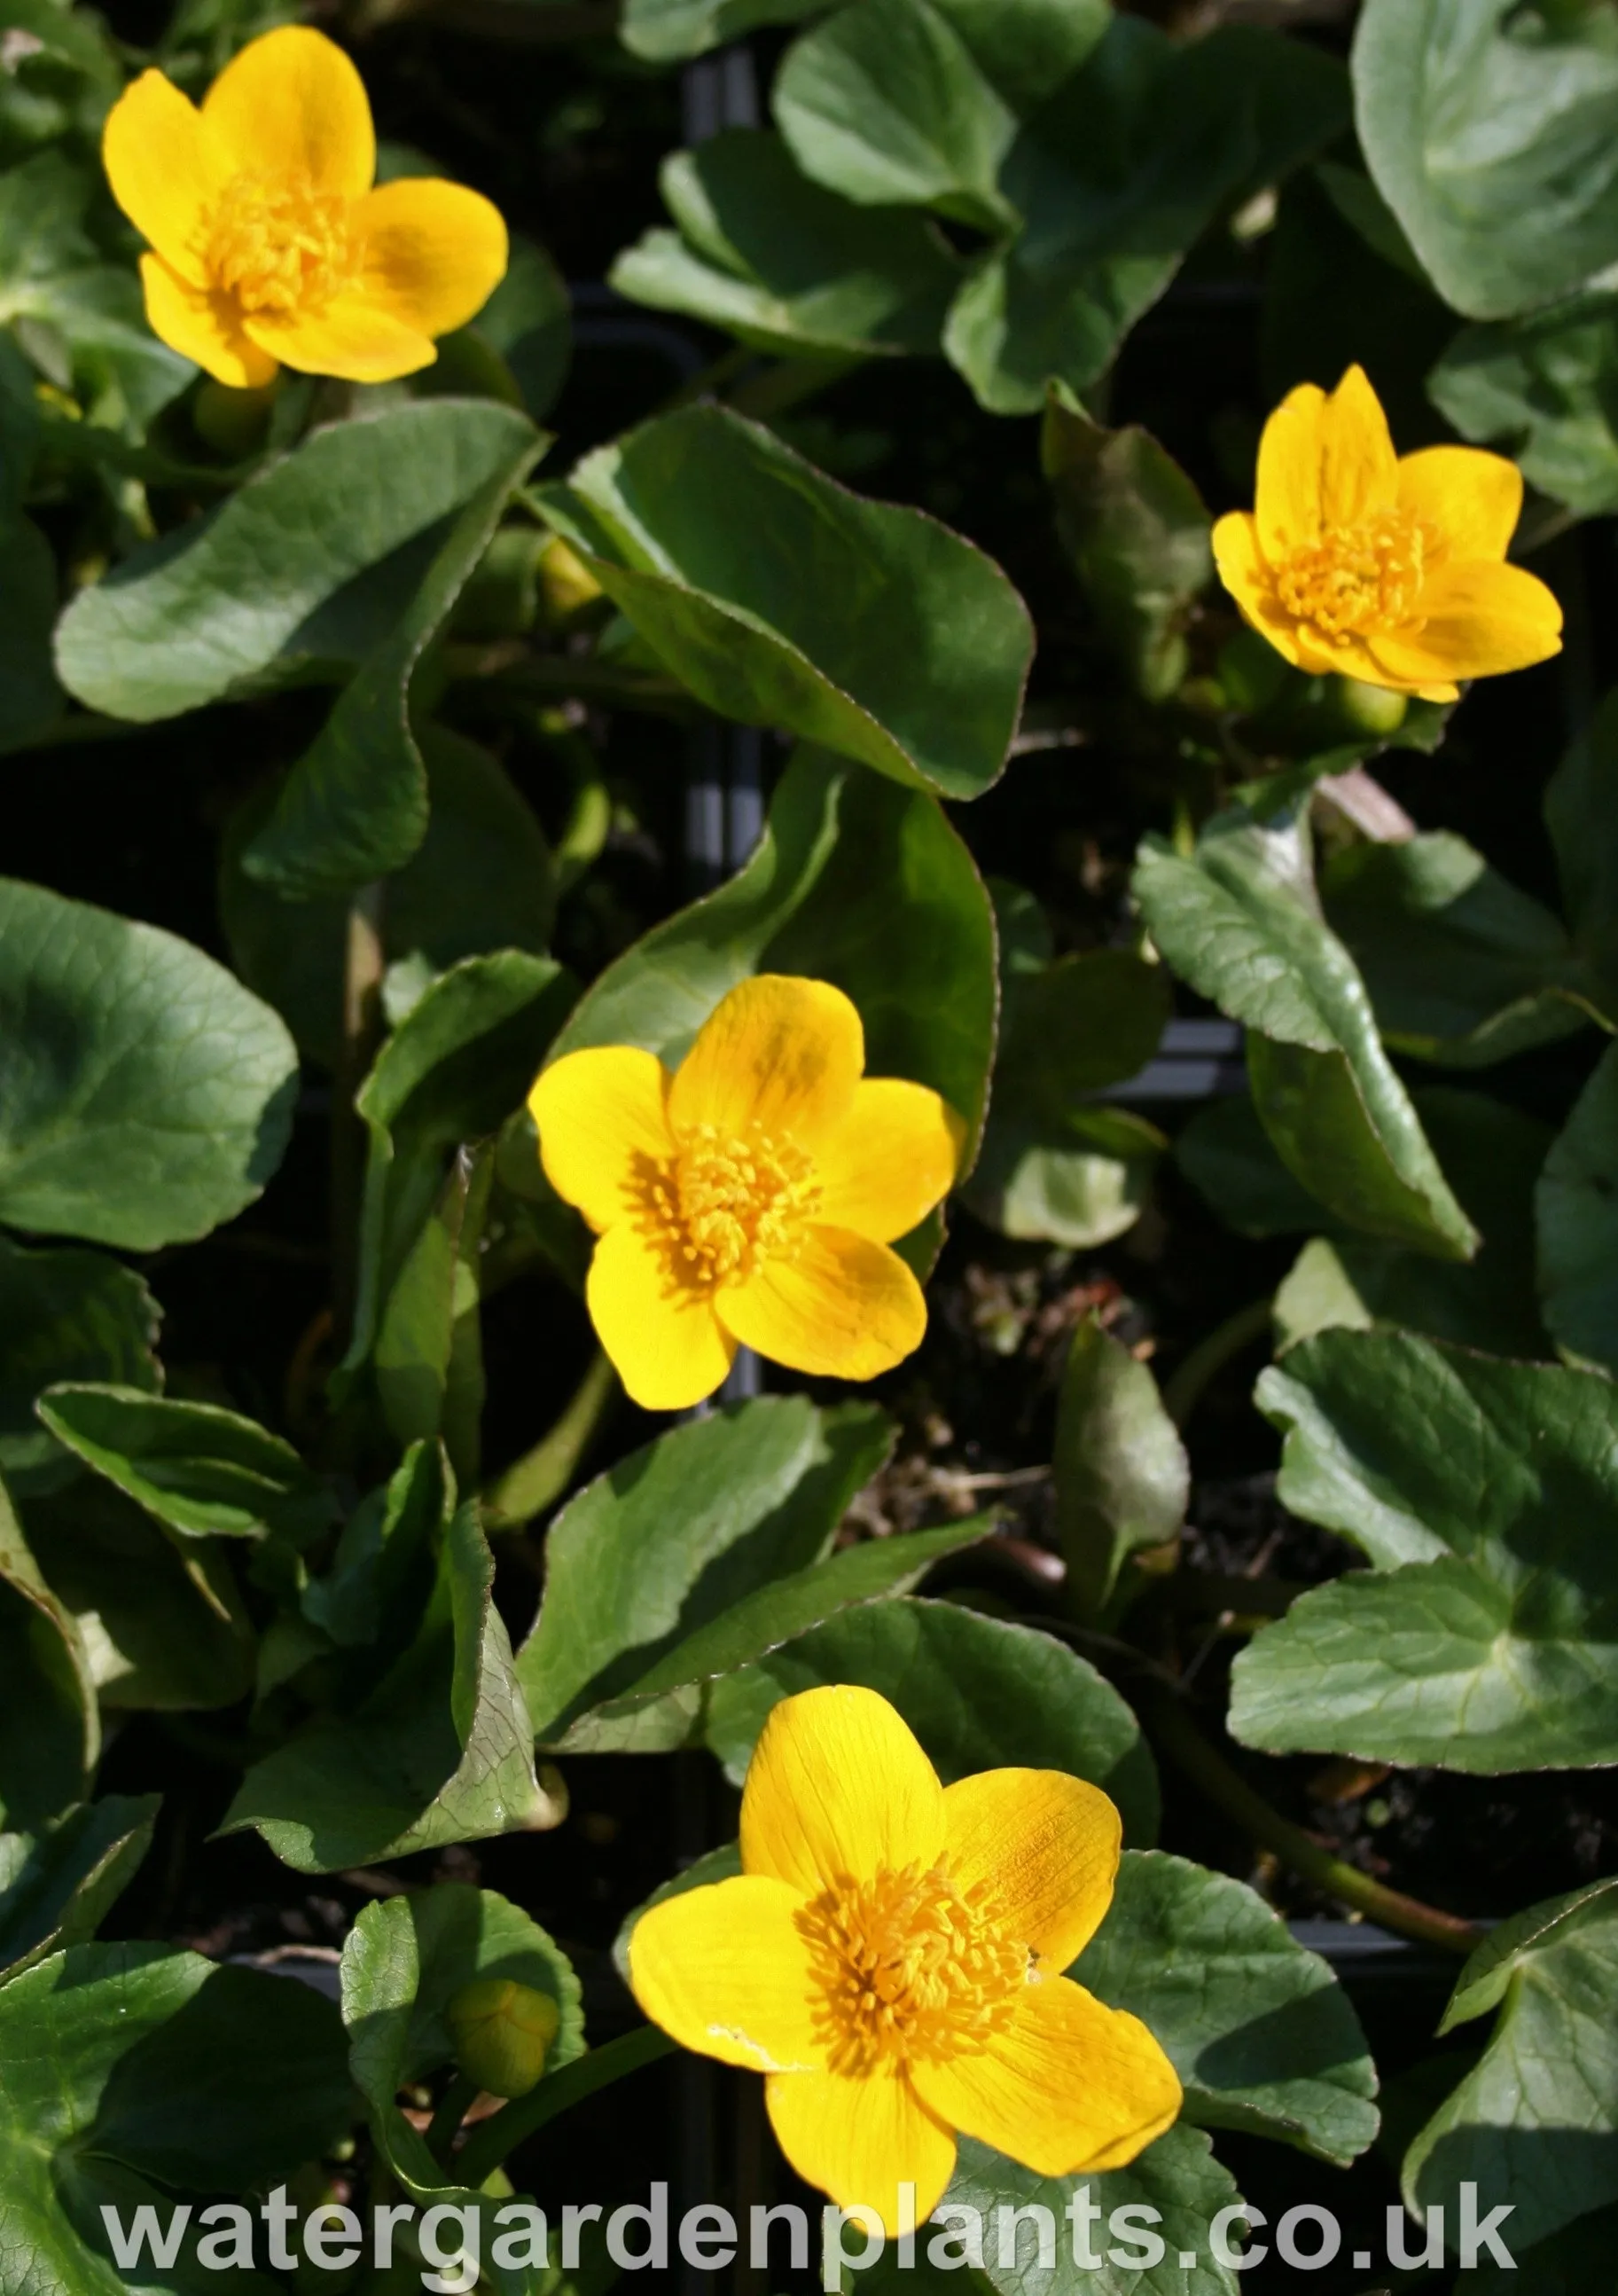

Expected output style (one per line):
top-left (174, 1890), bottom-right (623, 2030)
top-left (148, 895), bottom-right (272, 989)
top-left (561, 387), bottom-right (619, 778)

top-left (221, 726), bottom-right (557, 1070)
top-left (1073, 1852), bottom-right (1378, 2166)
top-left (619, 0), bottom-right (823, 63)
top-left (1431, 293), bottom-right (1618, 516)
top-left (612, 129), bottom-right (960, 358)
top-left (1355, 0), bottom-right (1618, 319)
top-left (373, 1144), bottom-right (491, 1484)
top-left (1536, 1040), bottom-right (1618, 1372)
top-left (535, 409), bottom-right (1032, 801)
top-left (517, 1392), bottom-right (893, 1740)
top-left (704, 1595), bottom-right (1161, 1846)
top-left (1231, 1329), bottom-right (1618, 1769)
top-left (548, 748), bottom-right (998, 1172)
top-left (223, 1501), bottom-right (551, 1872)
top-left (1403, 1878), bottom-right (1618, 2255)
top-left (929, 0), bottom-right (1109, 115)
top-left (0, 1794), bottom-right (159, 1982)
top-left (56, 401), bottom-right (543, 722)
top-left (777, 0), bottom-right (1019, 231)
top-left (1043, 383), bottom-right (1212, 698)
top-left (36, 1387), bottom-right (335, 1548)
top-left (0, 1477), bottom-right (95, 1830)
top-left (0, 877), bottom-right (298, 1251)
top-left (0, 1943), bottom-right (351, 2291)
top-left (0, 1237), bottom-right (160, 1497)
top-left (1054, 1317), bottom-right (1187, 1621)
top-left (965, 1102), bottom-right (1165, 1250)
top-left (1322, 829), bottom-right (1598, 1063)
top-left (1134, 805), bottom-right (1478, 1260)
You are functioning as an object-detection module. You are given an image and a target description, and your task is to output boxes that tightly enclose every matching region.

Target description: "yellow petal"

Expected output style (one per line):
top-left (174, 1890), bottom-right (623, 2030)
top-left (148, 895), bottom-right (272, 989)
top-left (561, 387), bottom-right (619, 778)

top-left (1254, 380), bottom-right (1327, 556)
top-left (242, 294), bottom-right (435, 383)
top-left (942, 1770), bottom-right (1121, 1972)
top-left (528, 1046), bottom-right (675, 1235)
top-left (354, 177), bottom-right (509, 339)
top-left (103, 69), bottom-right (223, 286)
top-left (1210, 511), bottom-right (1306, 671)
top-left (584, 1221), bottom-right (735, 1412)
top-left (1372, 559), bottom-right (1564, 687)
top-left (716, 1226), bottom-right (926, 1382)
top-left (202, 26), bottom-right (374, 197)
top-left (138, 255), bottom-right (277, 388)
top-left (1255, 366), bottom-right (1396, 557)
top-left (669, 976), bottom-right (864, 1152)
top-left (1396, 446), bottom-right (1522, 565)
top-left (766, 2066), bottom-right (956, 2234)
top-left (813, 1079), bottom-right (963, 1243)
top-left (740, 1684), bottom-right (944, 1895)
top-left (628, 1875), bottom-right (825, 2075)
top-left (911, 1974), bottom-right (1182, 2179)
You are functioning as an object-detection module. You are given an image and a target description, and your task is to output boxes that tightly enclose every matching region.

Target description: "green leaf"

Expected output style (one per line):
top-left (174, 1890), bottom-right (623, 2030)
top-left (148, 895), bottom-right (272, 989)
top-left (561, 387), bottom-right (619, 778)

top-left (0, 1794), bottom-right (160, 1981)
top-left (549, 747), bottom-right (998, 1169)
top-left (928, 0), bottom-right (1109, 116)
top-left (516, 1392), bottom-right (893, 1740)
top-left (221, 725), bottom-right (557, 1069)
top-left (1074, 1851), bottom-right (1377, 2166)
top-left (372, 1144), bottom-right (491, 1485)
top-left (1273, 1089), bottom-right (1552, 1360)
top-left (949, 2124), bottom-right (1245, 2296)
top-left (534, 408), bottom-right (1031, 802)
top-left (223, 1499), bottom-right (551, 1872)
top-left (472, 233), bottom-right (571, 421)
top-left (1430, 292), bottom-right (1618, 516)
top-left (0, 876), bottom-right (298, 1251)
top-left (0, 1236), bottom-right (160, 1497)
top-left (55, 400), bottom-right (541, 722)
top-left (1174, 1095), bottom-right (1333, 1240)
top-left (1403, 1878), bottom-right (1618, 2255)
top-left (704, 1595), bottom-right (1161, 1846)
top-left (35, 1386), bottom-right (336, 1550)
top-left (1231, 1329), bottom-right (1618, 1769)
top-left (1133, 805), bottom-right (1478, 1260)
top-left (1536, 1039), bottom-right (1618, 1372)
top-left (1355, 0), bottom-right (1618, 320)
top-left (0, 1942), bottom-right (351, 2288)
top-left (620, 0), bottom-right (823, 63)
top-left (965, 1102), bottom-right (1165, 1250)
top-left (1042, 383), bottom-right (1212, 698)
top-left (23, 1477), bottom-right (255, 1713)
top-left (612, 129), bottom-right (960, 359)
top-left (1054, 1317), bottom-right (1187, 1621)
top-left (776, 0), bottom-right (1019, 232)
top-left (1320, 829), bottom-right (1598, 1063)
top-left (0, 1476), bottom-right (95, 1828)
top-left (341, 1883), bottom-right (583, 2275)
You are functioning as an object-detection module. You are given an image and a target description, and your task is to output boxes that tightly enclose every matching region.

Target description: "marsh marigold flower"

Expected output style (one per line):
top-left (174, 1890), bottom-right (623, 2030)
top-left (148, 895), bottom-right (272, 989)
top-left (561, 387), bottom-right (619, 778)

top-left (1213, 364), bottom-right (1561, 702)
top-left (102, 27), bottom-right (507, 388)
top-left (529, 976), bottom-right (961, 1412)
top-left (628, 1685), bottom-right (1182, 2231)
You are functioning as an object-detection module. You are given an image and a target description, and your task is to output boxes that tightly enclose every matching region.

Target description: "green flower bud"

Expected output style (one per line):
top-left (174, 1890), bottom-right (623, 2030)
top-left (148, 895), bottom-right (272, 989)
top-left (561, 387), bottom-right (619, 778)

top-left (1330, 677), bottom-right (1408, 738)
top-left (446, 1978), bottom-right (559, 2099)
top-left (192, 378), bottom-right (277, 458)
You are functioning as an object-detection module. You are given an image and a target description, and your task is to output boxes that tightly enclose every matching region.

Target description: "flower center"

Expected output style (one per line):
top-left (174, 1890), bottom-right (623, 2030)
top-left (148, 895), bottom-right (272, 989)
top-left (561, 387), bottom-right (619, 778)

top-left (203, 171), bottom-right (354, 318)
top-left (796, 1858), bottom-right (1028, 2076)
top-left (635, 1122), bottom-right (820, 1290)
top-left (1272, 508), bottom-right (1427, 639)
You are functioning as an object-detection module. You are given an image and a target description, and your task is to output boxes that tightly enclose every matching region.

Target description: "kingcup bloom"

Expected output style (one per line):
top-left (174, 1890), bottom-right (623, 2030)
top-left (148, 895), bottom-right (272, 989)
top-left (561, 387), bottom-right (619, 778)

top-left (529, 976), bottom-right (962, 1412)
top-left (102, 27), bottom-right (507, 388)
top-left (629, 1686), bottom-right (1182, 2232)
top-left (1213, 364), bottom-right (1562, 701)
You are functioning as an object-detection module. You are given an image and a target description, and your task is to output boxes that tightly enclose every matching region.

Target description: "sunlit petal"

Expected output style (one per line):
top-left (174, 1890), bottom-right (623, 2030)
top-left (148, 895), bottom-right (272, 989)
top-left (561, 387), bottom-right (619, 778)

top-left (137, 255), bottom-right (277, 388)
top-left (942, 1769), bottom-right (1121, 1971)
top-left (669, 976), bottom-right (864, 1151)
top-left (814, 1079), bottom-right (963, 1243)
top-left (716, 1225), bottom-right (926, 1381)
top-left (740, 1684), bottom-right (944, 1895)
top-left (202, 25), bottom-right (374, 196)
top-left (103, 70), bottom-right (224, 286)
top-left (242, 295), bottom-right (435, 384)
top-left (584, 1222), bottom-right (734, 1412)
top-left (766, 2066), bottom-right (956, 2235)
top-left (354, 176), bottom-right (509, 338)
top-left (529, 1046), bottom-right (675, 1235)
top-left (629, 1877), bottom-right (825, 2074)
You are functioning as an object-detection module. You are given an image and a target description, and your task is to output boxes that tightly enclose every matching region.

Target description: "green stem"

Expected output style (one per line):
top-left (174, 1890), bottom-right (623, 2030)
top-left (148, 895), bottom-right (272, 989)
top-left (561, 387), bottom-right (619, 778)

top-left (1161, 1297), bottom-right (1273, 1430)
top-left (1139, 1684), bottom-right (1485, 1955)
top-left (332, 881), bottom-right (387, 1342)
top-left (482, 1349), bottom-right (618, 1532)
top-left (455, 2026), bottom-right (676, 2189)
top-left (426, 2073), bottom-right (480, 2166)
top-left (659, 341), bottom-right (754, 413)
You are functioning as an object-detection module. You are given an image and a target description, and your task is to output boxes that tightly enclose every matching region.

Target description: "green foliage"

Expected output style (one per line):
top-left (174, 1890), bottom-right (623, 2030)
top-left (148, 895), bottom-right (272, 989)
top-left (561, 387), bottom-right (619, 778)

top-left (0, 1793), bottom-right (159, 1981)
top-left (1053, 1317), bottom-right (1187, 1621)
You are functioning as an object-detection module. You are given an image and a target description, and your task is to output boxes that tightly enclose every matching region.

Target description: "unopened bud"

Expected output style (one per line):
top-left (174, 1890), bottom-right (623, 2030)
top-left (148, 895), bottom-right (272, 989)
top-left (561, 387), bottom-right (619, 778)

top-left (1331, 676), bottom-right (1408, 737)
top-left (446, 1978), bottom-right (559, 2099)
top-left (537, 535), bottom-right (605, 627)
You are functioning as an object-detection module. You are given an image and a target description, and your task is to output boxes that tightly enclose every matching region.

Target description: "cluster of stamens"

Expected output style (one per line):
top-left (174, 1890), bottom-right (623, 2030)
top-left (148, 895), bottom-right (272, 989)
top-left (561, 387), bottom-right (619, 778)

top-left (796, 1858), bottom-right (1028, 2076)
top-left (202, 171), bottom-right (354, 317)
top-left (632, 1122), bottom-right (820, 1289)
top-left (1271, 507), bottom-right (1427, 639)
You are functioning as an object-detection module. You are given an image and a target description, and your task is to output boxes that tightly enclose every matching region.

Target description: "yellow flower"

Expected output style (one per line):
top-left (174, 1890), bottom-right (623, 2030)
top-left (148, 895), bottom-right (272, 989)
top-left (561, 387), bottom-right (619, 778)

top-left (1213, 364), bottom-right (1562, 703)
top-left (102, 27), bottom-right (507, 389)
top-left (528, 976), bottom-right (962, 1412)
top-left (628, 1685), bottom-right (1182, 2233)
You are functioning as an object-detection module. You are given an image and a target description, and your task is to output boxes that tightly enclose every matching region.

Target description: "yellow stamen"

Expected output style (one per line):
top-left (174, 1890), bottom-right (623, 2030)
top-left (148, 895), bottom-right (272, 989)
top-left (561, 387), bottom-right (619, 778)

top-left (632, 1121), bottom-right (821, 1290)
top-left (203, 171), bottom-right (354, 318)
top-left (1272, 507), bottom-right (1427, 640)
top-left (796, 1857), bottom-right (1028, 2077)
